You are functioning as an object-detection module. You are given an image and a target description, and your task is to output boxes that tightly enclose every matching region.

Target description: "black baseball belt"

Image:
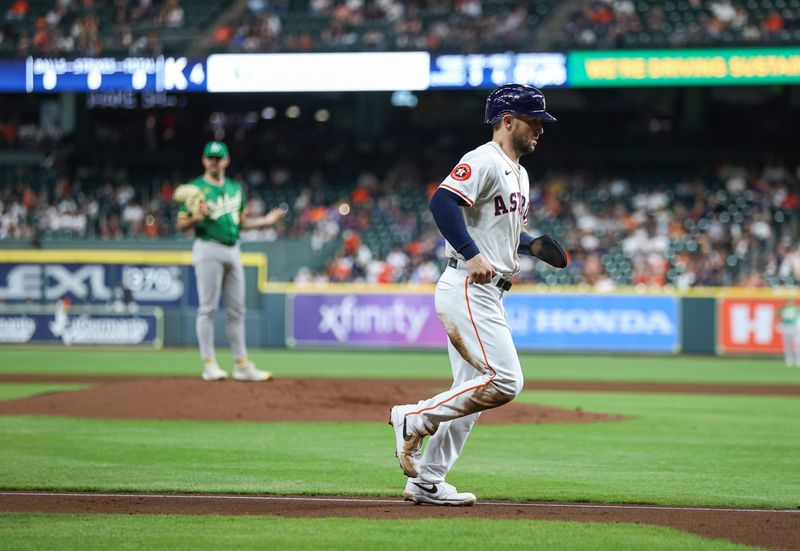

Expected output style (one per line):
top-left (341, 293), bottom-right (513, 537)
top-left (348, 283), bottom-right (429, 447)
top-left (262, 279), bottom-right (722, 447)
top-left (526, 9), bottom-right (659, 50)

top-left (447, 258), bottom-right (512, 291)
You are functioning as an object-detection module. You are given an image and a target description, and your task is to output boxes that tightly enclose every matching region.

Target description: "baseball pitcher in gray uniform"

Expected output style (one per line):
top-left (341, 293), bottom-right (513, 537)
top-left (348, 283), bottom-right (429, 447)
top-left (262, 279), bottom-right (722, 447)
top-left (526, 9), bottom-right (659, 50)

top-left (176, 141), bottom-right (284, 381)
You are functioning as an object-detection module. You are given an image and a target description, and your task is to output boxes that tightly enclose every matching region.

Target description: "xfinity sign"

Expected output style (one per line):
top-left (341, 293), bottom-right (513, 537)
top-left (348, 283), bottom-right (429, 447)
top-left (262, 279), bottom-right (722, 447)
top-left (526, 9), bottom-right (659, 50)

top-left (505, 294), bottom-right (680, 352)
top-left (288, 293), bottom-right (446, 348)
top-left (317, 296), bottom-right (430, 342)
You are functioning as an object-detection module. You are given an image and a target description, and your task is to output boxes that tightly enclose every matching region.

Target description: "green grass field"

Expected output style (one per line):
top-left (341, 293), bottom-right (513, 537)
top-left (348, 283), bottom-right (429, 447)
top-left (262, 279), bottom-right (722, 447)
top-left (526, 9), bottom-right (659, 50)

top-left (1, 347), bottom-right (798, 550)
top-left (0, 384), bottom-right (89, 401)
top-left (1, 347), bottom-right (797, 384)
top-left (0, 514), bottom-right (755, 551)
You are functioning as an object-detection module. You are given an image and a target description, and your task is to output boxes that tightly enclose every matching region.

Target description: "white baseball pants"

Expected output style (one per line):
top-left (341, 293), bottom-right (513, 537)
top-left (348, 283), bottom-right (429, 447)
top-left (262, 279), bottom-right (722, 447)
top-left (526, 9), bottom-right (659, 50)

top-left (779, 324), bottom-right (800, 367)
top-left (405, 262), bottom-right (523, 484)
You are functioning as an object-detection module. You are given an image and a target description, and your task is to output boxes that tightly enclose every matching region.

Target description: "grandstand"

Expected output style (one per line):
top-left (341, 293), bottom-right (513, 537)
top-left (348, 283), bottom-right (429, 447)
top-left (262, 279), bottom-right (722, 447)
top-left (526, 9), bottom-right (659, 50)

top-left (2, 84), bottom-right (798, 289)
top-left (559, 0), bottom-right (800, 49)
top-left (1, 0), bottom-right (232, 57)
top-left (1, 1), bottom-right (799, 291)
top-left (9, 0), bottom-right (800, 58)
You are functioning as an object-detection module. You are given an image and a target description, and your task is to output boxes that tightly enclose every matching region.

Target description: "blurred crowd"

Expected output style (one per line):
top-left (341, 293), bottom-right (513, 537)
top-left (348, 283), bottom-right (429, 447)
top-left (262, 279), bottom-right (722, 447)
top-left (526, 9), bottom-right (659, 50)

top-left (564, 0), bottom-right (799, 49)
top-left (0, 173), bottom-right (173, 240)
top-left (216, 0), bottom-right (544, 54)
top-left (3, 154), bottom-right (799, 289)
top-left (2, 0), bottom-right (185, 57)
top-left (527, 164), bottom-right (800, 290)
top-left (215, 0), bottom-right (800, 54)
top-left (291, 174), bottom-right (443, 285)
top-left (4, 0), bottom-right (800, 57)
top-left (290, 162), bottom-right (800, 289)
top-left (0, 117), bottom-right (61, 152)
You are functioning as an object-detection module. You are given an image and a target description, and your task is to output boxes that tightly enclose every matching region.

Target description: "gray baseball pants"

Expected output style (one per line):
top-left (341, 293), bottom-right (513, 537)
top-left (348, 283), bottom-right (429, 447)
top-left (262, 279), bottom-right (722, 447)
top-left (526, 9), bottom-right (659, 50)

top-left (192, 239), bottom-right (247, 362)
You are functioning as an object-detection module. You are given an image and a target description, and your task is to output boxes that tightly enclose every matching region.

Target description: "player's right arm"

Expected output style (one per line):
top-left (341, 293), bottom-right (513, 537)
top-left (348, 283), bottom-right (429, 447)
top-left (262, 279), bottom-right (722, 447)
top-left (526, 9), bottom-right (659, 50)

top-left (176, 201), bottom-right (209, 232)
top-left (430, 152), bottom-right (497, 284)
top-left (429, 188), bottom-right (496, 284)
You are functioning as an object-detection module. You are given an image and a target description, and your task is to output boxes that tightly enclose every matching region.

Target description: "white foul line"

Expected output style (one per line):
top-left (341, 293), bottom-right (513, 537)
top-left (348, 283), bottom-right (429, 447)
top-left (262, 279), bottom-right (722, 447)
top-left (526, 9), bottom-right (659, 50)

top-left (0, 492), bottom-right (797, 514)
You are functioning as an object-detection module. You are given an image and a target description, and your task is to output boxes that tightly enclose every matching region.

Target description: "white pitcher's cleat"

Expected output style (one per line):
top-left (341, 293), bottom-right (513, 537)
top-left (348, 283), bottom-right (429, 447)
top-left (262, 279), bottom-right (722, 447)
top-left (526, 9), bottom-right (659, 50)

top-left (232, 361), bottom-right (273, 382)
top-left (201, 363), bottom-right (228, 381)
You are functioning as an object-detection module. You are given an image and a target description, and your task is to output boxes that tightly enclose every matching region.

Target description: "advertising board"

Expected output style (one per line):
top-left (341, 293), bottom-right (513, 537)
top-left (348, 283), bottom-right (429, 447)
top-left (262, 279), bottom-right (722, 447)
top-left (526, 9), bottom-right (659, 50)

top-left (569, 47), bottom-right (800, 87)
top-left (288, 293), bottom-right (446, 348)
top-left (287, 292), bottom-right (680, 353)
top-left (504, 294), bottom-right (680, 352)
top-left (0, 305), bottom-right (163, 348)
top-left (717, 298), bottom-right (788, 355)
top-left (0, 249), bottom-right (269, 307)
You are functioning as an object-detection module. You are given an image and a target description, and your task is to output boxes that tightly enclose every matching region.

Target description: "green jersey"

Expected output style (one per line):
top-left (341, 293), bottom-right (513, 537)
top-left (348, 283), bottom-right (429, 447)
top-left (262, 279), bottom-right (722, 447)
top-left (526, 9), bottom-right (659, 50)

top-left (180, 176), bottom-right (245, 246)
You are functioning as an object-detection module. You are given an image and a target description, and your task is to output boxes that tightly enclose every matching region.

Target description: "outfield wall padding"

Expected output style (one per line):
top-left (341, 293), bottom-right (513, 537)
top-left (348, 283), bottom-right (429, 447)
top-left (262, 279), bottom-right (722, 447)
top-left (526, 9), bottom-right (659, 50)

top-left (681, 297), bottom-right (716, 355)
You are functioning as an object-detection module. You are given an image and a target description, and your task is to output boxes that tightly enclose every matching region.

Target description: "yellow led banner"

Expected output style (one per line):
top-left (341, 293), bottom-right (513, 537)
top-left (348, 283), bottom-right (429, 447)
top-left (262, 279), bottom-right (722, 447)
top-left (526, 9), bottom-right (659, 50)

top-left (569, 48), bottom-right (800, 86)
top-left (0, 249), bottom-right (270, 292)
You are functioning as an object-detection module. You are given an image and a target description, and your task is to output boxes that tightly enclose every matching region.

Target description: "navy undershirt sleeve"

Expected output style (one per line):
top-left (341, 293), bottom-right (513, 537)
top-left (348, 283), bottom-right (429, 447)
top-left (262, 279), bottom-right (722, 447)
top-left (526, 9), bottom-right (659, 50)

top-left (518, 231), bottom-right (534, 256)
top-left (429, 188), bottom-right (480, 260)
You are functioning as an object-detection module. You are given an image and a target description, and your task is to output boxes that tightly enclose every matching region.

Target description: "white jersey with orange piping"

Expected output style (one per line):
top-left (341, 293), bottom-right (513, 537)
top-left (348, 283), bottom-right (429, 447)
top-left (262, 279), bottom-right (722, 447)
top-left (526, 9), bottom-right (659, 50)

top-left (438, 141), bottom-right (530, 277)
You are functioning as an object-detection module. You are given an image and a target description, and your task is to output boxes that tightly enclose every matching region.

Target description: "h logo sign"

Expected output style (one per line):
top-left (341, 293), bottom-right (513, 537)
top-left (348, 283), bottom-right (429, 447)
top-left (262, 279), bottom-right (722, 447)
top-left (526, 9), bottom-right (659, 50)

top-left (729, 304), bottom-right (774, 344)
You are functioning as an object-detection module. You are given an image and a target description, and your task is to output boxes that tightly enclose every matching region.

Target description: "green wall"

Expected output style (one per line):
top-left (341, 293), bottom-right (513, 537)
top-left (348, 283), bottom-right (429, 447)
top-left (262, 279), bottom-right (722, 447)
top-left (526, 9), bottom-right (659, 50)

top-left (681, 297), bottom-right (716, 355)
top-left (1, 237), bottom-right (340, 282)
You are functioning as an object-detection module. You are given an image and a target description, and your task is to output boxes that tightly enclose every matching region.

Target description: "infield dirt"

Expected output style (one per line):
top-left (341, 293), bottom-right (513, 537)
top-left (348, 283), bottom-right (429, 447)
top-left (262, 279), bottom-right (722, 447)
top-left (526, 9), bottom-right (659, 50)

top-left (0, 375), bottom-right (628, 423)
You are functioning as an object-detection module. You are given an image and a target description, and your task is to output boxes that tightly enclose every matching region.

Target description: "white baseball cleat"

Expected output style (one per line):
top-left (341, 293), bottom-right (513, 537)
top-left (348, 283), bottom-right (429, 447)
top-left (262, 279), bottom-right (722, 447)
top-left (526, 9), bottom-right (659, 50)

top-left (232, 361), bottom-right (273, 382)
top-left (201, 363), bottom-right (228, 381)
top-left (389, 405), bottom-right (423, 478)
top-left (404, 480), bottom-right (477, 506)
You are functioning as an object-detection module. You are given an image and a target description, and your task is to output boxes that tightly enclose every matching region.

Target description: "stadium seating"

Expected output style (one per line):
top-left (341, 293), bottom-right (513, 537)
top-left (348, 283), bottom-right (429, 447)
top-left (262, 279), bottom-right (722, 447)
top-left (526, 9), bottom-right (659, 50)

top-left (5, 0), bottom-right (799, 57)
top-left (561, 0), bottom-right (800, 49)
top-left (3, 156), bottom-right (797, 288)
top-left (213, 0), bottom-right (562, 53)
top-left (1, 0), bottom-right (233, 57)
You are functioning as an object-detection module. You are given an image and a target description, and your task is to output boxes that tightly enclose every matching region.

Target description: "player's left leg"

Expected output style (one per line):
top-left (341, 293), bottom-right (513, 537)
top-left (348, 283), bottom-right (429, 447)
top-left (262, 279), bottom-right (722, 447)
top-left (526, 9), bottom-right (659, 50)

top-left (221, 246), bottom-right (247, 361)
top-left (392, 278), bottom-right (522, 483)
top-left (390, 271), bottom-right (522, 480)
top-left (404, 282), bottom-right (524, 436)
top-left (404, 342), bottom-right (482, 506)
top-left (223, 247), bottom-right (272, 381)
top-left (414, 341), bottom-right (483, 484)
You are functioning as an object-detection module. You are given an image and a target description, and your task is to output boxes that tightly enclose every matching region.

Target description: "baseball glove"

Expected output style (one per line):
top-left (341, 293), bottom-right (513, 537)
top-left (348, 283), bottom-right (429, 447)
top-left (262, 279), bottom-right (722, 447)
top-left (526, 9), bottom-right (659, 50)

top-left (530, 235), bottom-right (568, 268)
top-left (172, 184), bottom-right (205, 216)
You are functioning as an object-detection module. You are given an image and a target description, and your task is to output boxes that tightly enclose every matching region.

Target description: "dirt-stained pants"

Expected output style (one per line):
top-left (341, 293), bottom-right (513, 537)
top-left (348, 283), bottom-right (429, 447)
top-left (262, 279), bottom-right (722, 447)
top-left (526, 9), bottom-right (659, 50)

top-left (405, 263), bottom-right (523, 484)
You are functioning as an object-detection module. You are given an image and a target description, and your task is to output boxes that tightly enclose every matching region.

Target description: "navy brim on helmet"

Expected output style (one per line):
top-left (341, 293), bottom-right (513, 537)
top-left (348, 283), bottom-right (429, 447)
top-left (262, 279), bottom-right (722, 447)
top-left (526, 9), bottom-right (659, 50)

top-left (530, 110), bottom-right (557, 122)
top-left (485, 84), bottom-right (557, 123)
top-left (487, 110), bottom-right (557, 123)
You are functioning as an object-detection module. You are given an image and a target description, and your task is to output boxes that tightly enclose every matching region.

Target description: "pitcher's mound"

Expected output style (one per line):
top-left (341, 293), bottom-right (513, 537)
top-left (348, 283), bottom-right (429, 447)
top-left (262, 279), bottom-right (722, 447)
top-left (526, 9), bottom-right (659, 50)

top-left (0, 377), bottom-right (626, 424)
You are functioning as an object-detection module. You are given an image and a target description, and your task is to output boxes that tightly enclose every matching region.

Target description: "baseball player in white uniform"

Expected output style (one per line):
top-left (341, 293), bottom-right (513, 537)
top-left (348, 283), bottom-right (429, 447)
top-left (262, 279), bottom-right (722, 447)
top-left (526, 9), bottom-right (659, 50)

top-left (390, 84), bottom-right (567, 506)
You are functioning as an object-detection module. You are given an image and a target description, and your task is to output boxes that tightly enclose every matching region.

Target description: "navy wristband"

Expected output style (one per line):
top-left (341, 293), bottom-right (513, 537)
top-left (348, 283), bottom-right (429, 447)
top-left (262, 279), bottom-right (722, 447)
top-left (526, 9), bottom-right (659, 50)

top-left (518, 231), bottom-right (534, 255)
